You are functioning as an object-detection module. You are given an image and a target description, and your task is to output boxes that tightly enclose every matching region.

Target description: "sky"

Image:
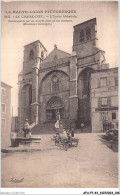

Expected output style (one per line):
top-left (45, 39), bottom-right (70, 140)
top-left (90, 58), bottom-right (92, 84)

top-left (1, 1), bottom-right (119, 116)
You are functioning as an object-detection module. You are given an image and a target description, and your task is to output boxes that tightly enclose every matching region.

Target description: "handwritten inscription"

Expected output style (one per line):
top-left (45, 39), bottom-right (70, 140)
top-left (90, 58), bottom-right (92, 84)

top-left (10, 177), bottom-right (24, 183)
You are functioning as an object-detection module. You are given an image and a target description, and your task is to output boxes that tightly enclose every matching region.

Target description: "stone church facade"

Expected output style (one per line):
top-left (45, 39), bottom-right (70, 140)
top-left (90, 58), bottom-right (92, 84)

top-left (18, 18), bottom-right (116, 132)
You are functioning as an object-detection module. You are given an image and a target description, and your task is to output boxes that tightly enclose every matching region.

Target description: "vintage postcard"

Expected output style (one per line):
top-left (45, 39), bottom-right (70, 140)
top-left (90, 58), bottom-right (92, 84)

top-left (1, 1), bottom-right (119, 194)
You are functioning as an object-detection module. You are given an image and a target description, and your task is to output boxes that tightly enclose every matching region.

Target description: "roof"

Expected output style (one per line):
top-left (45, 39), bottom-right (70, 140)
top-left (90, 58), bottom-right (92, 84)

top-left (42, 45), bottom-right (70, 64)
top-left (24, 40), bottom-right (47, 51)
top-left (93, 46), bottom-right (105, 53)
top-left (74, 18), bottom-right (96, 28)
top-left (1, 81), bottom-right (12, 88)
top-left (91, 67), bottom-right (118, 74)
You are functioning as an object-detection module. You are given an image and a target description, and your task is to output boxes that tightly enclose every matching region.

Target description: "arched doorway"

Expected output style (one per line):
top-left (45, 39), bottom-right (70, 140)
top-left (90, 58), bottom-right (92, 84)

top-left (77, 68), bottom-right (95, 130)
top-left (46, 96), bottom-right (64, 121)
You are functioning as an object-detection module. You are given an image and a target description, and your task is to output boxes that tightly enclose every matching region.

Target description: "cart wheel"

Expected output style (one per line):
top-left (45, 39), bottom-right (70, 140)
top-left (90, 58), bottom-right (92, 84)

top-left (63, 144), bottom-right (68, 151)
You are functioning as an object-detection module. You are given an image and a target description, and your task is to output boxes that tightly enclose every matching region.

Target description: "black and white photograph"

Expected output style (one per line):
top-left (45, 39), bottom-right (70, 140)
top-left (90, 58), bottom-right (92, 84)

top-left (1, 0), bottom-right (119, 193)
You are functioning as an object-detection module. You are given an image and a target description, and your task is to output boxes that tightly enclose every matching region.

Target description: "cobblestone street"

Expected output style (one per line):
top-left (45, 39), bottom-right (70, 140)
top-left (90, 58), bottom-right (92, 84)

top-left (1, 133), bottom-right (118, 188)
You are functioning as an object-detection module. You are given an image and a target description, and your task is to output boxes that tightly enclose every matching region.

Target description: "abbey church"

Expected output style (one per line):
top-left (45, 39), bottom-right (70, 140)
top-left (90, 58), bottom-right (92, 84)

top-left (18, 18), bottom-right (118, 132)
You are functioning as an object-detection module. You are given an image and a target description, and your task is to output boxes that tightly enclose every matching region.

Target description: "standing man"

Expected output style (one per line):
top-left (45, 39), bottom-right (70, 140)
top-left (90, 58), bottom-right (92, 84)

top-left (23, 119), bottom-right (31, 138)
top-left (56, 110), bottom-right (60, 120)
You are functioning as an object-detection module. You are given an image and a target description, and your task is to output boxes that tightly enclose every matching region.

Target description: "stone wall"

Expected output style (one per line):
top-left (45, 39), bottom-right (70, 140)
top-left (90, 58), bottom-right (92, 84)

top-left (38, 69), bottom-right (70, 123)
top-left (69, 53), bottom-right (78, 121)
top-left (39, 70), bottom-right (69, 95)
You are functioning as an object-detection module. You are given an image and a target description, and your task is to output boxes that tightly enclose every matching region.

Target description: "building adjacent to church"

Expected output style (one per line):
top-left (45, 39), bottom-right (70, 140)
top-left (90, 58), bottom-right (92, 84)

top-left (91, 67), bottom-right (118, 132)
top-left (1, 82), bottom-right (12, 147)
top-left (18, 18), bottom-right (118, 132)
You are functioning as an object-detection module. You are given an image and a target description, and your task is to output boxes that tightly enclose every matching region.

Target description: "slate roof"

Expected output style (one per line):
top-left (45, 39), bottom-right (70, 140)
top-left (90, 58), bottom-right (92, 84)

top-left (1, 81), bottom-right (12, 88)
top-left (42, 46), bottom-right (70, 64)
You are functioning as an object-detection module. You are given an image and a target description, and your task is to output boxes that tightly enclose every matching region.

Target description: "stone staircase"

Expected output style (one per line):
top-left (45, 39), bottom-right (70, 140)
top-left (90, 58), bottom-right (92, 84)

top-left (31, 122), bottom-right (55, 135)
top-left (31, 123), bottom-right (92, 135)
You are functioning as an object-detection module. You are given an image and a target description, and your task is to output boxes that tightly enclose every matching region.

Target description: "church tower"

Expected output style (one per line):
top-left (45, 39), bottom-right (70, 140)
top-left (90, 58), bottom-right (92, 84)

top-left (73, 18), bottom-right (98, 58)
top-left (73, 18), bottom-right (106, 69)
top-left (73, 18), bottom-right (106, 129)
top-left (18, 40), bottom-right (47, 129)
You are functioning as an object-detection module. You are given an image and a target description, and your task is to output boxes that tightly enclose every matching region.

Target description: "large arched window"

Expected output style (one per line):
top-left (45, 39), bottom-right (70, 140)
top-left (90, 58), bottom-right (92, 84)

top-left (79, 30), bottom-right (84, 42)
top-left (51, 76), bottom-right (59, 93)
top-left (29, 50), bottom-right (34, 60)
top-left (86, 27), bottom-right (91, 41)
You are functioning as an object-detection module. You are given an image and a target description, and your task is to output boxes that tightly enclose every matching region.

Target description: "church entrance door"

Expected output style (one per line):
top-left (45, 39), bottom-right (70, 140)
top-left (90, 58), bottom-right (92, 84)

top-left (52, 109), bottom-right (56, 120)
top-left (46, 97), bottom-right (64, 121)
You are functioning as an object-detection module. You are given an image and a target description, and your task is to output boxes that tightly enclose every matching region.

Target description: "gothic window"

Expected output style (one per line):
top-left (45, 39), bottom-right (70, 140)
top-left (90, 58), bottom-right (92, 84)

top-left (29, 50), bottom-right (34, 60)
top-left (51, 76), bottom-right (59, 93)
top-left (86, 27), bottom-right (91, 41)
top-left (79, 30), bottom-right (84, 42)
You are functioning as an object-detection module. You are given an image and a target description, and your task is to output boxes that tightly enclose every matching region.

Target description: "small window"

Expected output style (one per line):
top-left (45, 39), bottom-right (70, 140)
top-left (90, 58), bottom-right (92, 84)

top-left (79, 30), bottom-right (84, 42)
top-left (100, 77), bottom-right (107, 87)
top-left (101, 97), bottom-right (107, 106)
top-left (1, 87), bottom-right (5, 96)
top-left (86, 28), bottom-right (91, 41)
top-left (1, 118), bottom-right (6, 128)
top-left (29, 50), bottom-right (34, 60)
top-left (1, 104), bottom-right (6, 113)
top-left (41, 51), bottom-right (44, 60)
top-left (112, 112), bottom-right (116, 120)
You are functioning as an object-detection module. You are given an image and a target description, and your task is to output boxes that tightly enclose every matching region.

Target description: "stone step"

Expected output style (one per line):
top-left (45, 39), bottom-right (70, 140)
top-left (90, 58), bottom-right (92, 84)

top-left (31, 123), bottom-right (55, 134)
top-left (19, 140), bottom-right (41, 147)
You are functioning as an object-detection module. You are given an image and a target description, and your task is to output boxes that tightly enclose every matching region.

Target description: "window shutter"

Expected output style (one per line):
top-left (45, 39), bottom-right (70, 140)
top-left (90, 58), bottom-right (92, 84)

top-left (107, 97), bottom-right (111, 107)
top-left (109, 77), bottom-right (115, 86)
top-left (115, 76), bottom-right (118, 86)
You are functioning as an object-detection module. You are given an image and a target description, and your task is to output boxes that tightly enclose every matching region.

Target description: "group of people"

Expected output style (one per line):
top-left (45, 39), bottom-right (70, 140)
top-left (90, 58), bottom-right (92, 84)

top-left (23, 110), bottom-right (75, 140)
top-left (54, 110), bottom-right (74, 141)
